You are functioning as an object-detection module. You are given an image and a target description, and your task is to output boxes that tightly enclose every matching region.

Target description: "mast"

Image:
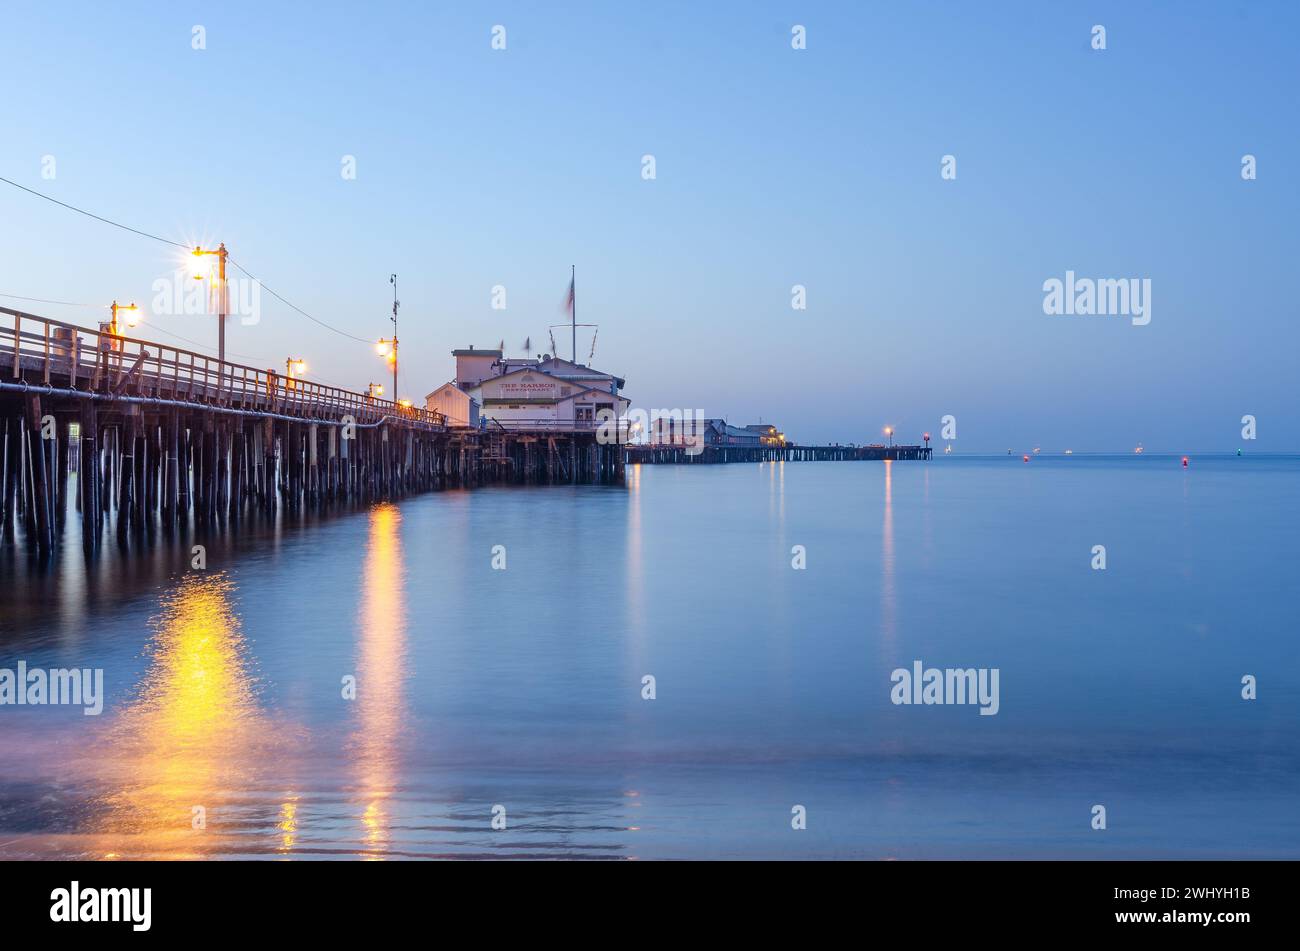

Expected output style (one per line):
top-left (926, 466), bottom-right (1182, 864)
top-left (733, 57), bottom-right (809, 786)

top-left (390, 274), bottom-right (399, 400)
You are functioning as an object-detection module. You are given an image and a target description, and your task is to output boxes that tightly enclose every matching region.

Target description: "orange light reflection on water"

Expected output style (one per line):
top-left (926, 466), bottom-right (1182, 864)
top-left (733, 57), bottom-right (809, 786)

top-left (92, 573), bottom-right (283, 858)
top-left (352, 503), bottom-right (408, 859)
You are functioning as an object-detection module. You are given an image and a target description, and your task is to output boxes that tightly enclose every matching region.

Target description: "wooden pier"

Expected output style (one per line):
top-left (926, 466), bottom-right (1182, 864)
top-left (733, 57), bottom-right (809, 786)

top-left (1, 307), bottom-right (933, 557)
top-left (625, 443), bottom-right (932, 464)
top-left (0, 308), bottom-right (624, 555)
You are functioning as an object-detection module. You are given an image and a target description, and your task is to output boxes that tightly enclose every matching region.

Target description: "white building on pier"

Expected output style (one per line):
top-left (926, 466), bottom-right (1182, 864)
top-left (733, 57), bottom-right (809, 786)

top-left (427, 346), bottom-right (629, 431)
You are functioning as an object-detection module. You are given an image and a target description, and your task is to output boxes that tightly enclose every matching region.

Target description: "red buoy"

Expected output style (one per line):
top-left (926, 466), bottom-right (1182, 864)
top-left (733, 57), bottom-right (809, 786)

top-left (1182, 456), bottom-right (1189, 468)
top-left (1022, 454), bottom-right (1030, 463)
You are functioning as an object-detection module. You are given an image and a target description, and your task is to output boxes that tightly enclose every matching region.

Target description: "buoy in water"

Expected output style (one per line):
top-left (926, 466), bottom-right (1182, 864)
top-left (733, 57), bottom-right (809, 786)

top-left (1023, 454), bottom-right (1030, 463)
top-left (1182, 456), bottom-right (1189, 468)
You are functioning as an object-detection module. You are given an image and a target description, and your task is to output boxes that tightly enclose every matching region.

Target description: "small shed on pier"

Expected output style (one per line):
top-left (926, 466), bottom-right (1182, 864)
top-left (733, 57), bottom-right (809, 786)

top-left (425, 382), bottom-right (480, 428)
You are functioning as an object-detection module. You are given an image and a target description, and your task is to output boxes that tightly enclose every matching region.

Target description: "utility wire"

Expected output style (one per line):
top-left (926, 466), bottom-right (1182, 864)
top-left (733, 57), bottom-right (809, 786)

top-left (1, 176), bottom-right (383, 346)
top-left (0, 292), bottom-right (103, 308)
top-left (0, 175), bottom-right (189, 249)
top-left (228, 257), bottom-right (373, 344)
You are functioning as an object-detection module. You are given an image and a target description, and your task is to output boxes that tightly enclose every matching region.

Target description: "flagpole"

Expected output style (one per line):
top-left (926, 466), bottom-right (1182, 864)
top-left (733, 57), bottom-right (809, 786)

top-left (571, 264), bottom-right (577, 364)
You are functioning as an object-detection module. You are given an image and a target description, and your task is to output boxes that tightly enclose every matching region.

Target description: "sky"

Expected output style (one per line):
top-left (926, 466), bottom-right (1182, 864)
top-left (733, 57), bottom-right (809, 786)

top-left (1, 1), bottom-right (1296, 449)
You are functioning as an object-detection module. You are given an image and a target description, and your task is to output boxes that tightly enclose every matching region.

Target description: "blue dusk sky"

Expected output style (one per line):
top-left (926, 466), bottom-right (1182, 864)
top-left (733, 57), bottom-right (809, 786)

top-left (1, 1), bottom-right (1296, 449)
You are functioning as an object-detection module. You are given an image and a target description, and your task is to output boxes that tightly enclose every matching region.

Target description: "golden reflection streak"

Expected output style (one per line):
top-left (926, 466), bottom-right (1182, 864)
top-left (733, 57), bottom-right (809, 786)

top-left (277, 797), bottom-right (299, 853)
top-left (626, 463), bottom-right (643, 617)
top-left (623, 463), bottom-right (646, 697)
top-left (94, 573), bottom-right (279, 858)
top-left (352, 503), bottom-right (407, 859)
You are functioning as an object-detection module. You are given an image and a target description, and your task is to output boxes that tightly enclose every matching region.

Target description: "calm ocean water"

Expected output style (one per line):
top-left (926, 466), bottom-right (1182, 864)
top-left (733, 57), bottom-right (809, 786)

top-left (1, 454), bottom-right (1297, 859)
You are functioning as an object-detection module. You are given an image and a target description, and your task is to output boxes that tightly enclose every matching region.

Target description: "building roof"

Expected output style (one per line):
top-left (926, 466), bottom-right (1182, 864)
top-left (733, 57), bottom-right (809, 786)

top-left (424, 380), bottom-right (478, 402)
top-left (474, 365), bottom-right (613, 392)
top-left (698, 419), bottom-right (759, 439)
top-left (473, 366), bottom-right (625, 404)
top-left (536, 356), bottom-right (626, 390)
top-left (451, 348), bottom-right (502, 357)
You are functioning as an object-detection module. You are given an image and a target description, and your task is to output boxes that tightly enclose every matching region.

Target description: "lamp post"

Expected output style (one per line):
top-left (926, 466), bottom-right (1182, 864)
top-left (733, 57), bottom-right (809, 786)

top-left (286, 357), bottom-right (307, 390)
top-left (389, 273), bottom-right (399, 400)
top-left (107, 300), bottom-right (141, 339)
top-left (103, 301), bottom-right (141, 373)
top-left (375, 337), bottom-right (397, 403)
top-left (366, 382), bottom-right (384, 401)
top-left (885, 426), bottom-right (894, 448)
top-left (191, 243), bottom-right (229, 392)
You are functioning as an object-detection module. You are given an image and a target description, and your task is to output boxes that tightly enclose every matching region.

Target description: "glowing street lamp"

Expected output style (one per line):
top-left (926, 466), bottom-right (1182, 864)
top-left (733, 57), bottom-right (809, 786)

top-left (189, 243), bottom-right (229, 382)
top-left (376, 336), bottom-right (397, 404)
top-left (108, 300), bottom-right (141, 336)
top-left (375, 273), bottom-right (400, 404)
top-left (102, 301), bottom-right (141, 358)
top-left (285, 357), bottom-right (307, 392)
top-left (366, 382), bottom-right (384, 400)
top-left (884, 426), bottom-right (894, 448)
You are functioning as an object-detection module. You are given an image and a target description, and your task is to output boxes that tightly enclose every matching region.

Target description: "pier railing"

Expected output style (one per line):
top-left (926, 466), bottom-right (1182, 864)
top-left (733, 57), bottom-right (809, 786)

top-left (1, 306), bottom-right (445, 429)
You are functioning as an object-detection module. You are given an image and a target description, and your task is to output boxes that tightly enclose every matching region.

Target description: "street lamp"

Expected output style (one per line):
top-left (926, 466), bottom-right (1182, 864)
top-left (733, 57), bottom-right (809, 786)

top-left (884, 426), bottom-right (894, 448)
top-left (366, 382), bottom-right (384, 400)
top-left (107, 300), bottom-right (141, 336)
top-left (190, 243), bottom-right (229, 384)
top-left (373, 274), bottom-right (401, 403)
top-left (375, 336), bottom-right (397, 403)
top-left (102, 301), bottom-right (141, 360)
top-left (286, 357), bottom-right (307, 390)
top-left (389, 273), bottom-right (399, 401)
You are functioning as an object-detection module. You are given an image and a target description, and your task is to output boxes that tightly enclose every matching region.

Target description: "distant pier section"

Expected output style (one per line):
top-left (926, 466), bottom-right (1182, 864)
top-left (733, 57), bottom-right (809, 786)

top-left (629, 417), bottom-right (931, 464)
top-left (626, 443), bottom-right (931, 464)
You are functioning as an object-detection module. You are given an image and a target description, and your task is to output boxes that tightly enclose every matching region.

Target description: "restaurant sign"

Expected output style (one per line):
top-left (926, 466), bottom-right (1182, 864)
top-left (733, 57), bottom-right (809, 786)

top-left (494, 375), bottom-right (559, 400)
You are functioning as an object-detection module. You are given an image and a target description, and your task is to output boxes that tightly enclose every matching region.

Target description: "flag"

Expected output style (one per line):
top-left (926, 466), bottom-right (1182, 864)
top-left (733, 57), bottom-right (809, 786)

top-left (563, 275), bottom-right (574, 315)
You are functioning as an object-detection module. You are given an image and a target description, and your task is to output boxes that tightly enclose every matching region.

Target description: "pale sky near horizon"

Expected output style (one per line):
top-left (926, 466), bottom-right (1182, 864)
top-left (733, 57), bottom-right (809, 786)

top-left (2, 1), bottom-right (1296, 449)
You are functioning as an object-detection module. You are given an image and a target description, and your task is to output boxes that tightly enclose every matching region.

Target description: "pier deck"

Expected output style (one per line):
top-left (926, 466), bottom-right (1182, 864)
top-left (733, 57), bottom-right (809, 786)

top-left (1, 308), bottom-right (623, 554)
